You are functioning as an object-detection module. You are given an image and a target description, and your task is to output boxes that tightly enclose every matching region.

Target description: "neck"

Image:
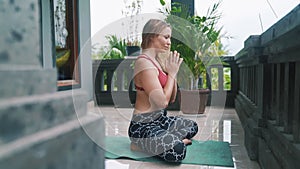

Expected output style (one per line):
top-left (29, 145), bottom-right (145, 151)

top-left (141, 49), bottom-right (157, 59)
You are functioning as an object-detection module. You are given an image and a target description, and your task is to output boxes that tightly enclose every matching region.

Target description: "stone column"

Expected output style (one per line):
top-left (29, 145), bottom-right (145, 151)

top-left (0, 0), bottom-right (57, 99)
top-left (0, 1), bottom-right (105, 168)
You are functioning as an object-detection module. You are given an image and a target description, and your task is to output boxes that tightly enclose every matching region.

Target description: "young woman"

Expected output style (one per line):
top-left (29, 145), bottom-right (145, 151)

top-left (128, 19), bottom-right (198, 162)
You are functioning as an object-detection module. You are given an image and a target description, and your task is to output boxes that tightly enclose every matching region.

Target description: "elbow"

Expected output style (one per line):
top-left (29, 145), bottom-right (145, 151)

top-left (151, 99), bottom-right (169, 109)
top-left (159, 95), bottom-right (171, 108)
top-left (161, 100), bottom-right (169, 109)
top-left (159, 95), bottom-right (170, 108)
top-left (160, 95), bottom-right (171, 108)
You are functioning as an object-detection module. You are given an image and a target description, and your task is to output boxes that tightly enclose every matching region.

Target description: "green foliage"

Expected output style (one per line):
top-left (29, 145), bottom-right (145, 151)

top-left (92, 35), bottom-right (127, 60)
top-left (105, 35), bottom-right (127, 58)
top-left (210, 68), bottom-right (219, 90)
top-left (223, 67), bottom-right (231, 90)
top-left (159, 0), bottom-right (165, 6)
top-left (159, 0), bottom-right (229, 89)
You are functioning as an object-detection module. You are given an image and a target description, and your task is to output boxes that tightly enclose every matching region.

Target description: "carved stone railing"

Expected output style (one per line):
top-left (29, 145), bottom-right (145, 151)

top-left (92, 58), bottom-right (136, 108)
top-left (234, 4), bottom-right (300, 169)
top-left (92, 56), bottom-right (238, 109)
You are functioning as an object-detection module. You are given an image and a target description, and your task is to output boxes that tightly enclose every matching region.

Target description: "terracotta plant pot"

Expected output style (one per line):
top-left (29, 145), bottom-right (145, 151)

top-left (179, 89), bottom-right (210, 114)
top-left (126, 46), bottom-right (140, 56)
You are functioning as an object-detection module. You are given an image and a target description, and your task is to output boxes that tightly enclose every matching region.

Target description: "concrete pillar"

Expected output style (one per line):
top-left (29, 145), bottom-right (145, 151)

top-left (0, 0), bottom-right (57, 99)
top-left (0, 1), bottom-right (105, 168)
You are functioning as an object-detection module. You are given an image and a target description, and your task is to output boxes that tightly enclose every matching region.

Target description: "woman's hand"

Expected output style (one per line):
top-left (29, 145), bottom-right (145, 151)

top-left (164, 51), bottom-right (183, 78)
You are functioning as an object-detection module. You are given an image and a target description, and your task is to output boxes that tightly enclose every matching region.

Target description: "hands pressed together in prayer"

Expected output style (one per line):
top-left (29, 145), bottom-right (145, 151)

top-left (164, 51), bottom-right (183, 79)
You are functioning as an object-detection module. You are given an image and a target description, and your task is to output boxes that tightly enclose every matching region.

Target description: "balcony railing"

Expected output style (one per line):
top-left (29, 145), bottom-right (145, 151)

top-left (92, 58), bottom-right (136, 108)
top-left (234, 4), bottom-right (300, 169)
top-left (92, 56), bottom-right (238, 109)
top-left (92, 5), bottom-right (300, 168)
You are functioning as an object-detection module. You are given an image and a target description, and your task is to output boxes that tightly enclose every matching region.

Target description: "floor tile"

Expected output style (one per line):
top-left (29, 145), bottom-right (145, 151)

top-left (88, 104), bottom-right (261, 169)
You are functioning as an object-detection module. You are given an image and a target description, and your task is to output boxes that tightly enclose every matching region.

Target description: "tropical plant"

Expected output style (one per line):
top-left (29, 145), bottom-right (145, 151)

top-left (159, 0), bottom-right (229, 89)
top-left (104, 34), bottom-right (127, 58)
top-left (91, 35), bottom-right (126, 60)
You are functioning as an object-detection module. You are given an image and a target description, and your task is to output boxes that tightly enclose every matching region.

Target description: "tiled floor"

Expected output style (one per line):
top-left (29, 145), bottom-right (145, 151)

top-left (89, 104), bottom-right (261, 169)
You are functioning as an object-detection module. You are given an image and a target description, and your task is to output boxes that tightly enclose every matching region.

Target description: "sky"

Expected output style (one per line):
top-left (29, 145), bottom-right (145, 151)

top-left (90, 0), bottom-right (299, 55)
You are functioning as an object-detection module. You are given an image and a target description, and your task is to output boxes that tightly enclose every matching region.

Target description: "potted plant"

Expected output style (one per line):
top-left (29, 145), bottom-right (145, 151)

top-left (104, 34), bottom-right (127, 59)
top-left (122, 0), bottom-right (143, 56)
top-left (159, 0), bottom-right (228, 114)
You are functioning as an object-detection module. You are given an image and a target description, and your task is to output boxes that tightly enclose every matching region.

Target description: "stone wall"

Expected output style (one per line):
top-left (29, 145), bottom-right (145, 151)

top-left (0, 0), bottom-right (105, 168)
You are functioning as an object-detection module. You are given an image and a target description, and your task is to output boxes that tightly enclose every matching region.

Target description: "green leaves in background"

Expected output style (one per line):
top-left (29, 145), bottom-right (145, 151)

top-left (92, 35), bottom-right (127, 60)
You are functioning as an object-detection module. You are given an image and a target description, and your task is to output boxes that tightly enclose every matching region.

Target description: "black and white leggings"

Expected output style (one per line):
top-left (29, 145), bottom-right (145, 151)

top-left (128, 109), bottom-right (198, 162)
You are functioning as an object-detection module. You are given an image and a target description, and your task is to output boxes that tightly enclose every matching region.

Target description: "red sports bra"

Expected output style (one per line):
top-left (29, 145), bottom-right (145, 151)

top-left (135, 55), bottom-right (168, 91)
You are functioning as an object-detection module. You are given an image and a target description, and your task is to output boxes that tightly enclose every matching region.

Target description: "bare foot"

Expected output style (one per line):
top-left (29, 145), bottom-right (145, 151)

top-left (182, 138), bottom-right (192, 145)
top-left (130, 142), bottom-right (143, 152)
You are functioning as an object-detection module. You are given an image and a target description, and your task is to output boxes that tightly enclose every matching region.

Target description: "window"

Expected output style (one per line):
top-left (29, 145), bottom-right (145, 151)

top-left (53, 0), bottom-right (79, 89)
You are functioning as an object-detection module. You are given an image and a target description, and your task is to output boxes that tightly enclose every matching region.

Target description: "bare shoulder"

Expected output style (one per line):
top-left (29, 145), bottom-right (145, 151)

top-left (134, 57), bottom-right (157, 76)
top-left (135, 57), bottom-right (154, 67)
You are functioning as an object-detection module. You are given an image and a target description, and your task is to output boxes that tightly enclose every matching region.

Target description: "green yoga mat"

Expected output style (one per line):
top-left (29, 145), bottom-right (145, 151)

top-left (105, 136), bottom-right (234, 167)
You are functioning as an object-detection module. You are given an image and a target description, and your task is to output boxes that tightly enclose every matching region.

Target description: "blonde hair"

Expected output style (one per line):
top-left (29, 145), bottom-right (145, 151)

top-left (141, 19), bottom-right (171, 49)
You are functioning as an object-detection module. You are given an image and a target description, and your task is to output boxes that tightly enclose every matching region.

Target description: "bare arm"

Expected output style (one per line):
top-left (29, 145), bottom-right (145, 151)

top-left (170, 80), bottom-right (177, 103)
top-left (138, 68), bottom-right (175, 109)
top-left (134, 51), bottom-right (182, 110)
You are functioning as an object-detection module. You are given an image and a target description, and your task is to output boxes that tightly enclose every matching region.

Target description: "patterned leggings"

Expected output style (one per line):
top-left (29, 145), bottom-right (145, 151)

top-left (128, 109), bottom-right (198, 162)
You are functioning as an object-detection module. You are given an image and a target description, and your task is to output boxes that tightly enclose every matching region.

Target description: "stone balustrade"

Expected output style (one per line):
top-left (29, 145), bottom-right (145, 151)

top-left (235, 4), bottom-right (300, 169)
